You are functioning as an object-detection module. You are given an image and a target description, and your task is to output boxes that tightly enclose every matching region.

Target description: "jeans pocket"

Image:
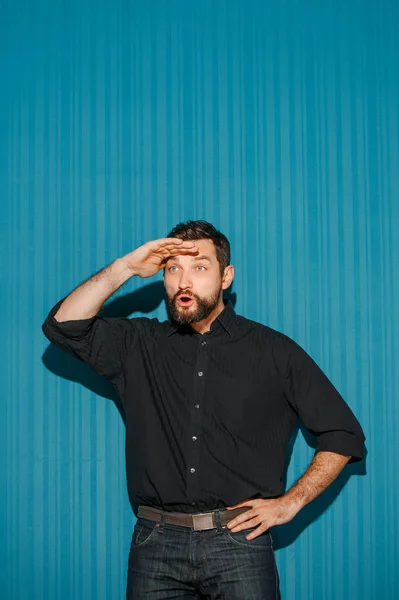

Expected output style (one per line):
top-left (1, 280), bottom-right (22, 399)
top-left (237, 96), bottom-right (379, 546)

top-left (225, 527), bottom-right (272, 549)
top-left (132, 519), bottom-right (159, 548)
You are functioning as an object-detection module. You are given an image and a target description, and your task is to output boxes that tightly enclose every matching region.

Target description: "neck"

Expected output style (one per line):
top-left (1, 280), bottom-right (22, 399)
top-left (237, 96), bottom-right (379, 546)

top-left (189, 298), bottom-right (226, 334)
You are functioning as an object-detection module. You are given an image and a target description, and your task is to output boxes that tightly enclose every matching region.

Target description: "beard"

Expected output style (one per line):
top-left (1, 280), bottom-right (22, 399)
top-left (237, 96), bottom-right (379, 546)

top-left (166, 285), bottom-right (223, 326)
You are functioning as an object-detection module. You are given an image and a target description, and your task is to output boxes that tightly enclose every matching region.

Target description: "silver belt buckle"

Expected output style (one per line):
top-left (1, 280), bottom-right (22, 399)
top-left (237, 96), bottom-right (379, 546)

top-left (192, 512), bottom-right (215, 531)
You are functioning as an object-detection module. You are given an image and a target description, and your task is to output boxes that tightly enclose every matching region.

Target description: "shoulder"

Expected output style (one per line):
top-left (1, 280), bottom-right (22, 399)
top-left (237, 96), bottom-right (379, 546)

top-left (235, 314), bottom-right (297, 346)
top-left (234, 314), bottom-right (307, 364)
top-left (124, 315), bottom-right (171, 337)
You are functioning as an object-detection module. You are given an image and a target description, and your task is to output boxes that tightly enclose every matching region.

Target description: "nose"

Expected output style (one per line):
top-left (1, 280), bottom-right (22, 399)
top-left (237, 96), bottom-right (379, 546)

top-left (178, 270), bottom-right (193, 290)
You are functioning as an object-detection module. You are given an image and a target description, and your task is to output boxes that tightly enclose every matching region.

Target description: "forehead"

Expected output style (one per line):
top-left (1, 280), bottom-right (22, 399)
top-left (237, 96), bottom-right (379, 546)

top-left (167, 238), bottom-right (217, 262)
top-left (190, 238), bottom-right (216, 255)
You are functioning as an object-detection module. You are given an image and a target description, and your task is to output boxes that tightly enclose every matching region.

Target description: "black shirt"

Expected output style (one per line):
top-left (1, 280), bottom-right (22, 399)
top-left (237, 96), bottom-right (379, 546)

top-left (42, 300), bottom-right (365, 514)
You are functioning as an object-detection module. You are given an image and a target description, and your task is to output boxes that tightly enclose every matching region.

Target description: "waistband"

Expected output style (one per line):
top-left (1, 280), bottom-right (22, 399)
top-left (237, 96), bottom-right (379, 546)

top-left (137, 505), bottom-right (250, 531)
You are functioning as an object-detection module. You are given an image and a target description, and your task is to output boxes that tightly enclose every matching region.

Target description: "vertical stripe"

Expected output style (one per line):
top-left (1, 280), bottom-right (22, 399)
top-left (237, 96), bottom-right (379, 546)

top-left (1, 0), bottom-right (399, 598)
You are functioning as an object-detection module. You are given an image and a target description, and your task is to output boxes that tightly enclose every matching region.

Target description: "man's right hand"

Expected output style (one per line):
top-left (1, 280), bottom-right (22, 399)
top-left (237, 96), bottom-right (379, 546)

top-left (53, 237), bottom-right (198, 322)
top-left (124, 238), bottom-right (199, 278)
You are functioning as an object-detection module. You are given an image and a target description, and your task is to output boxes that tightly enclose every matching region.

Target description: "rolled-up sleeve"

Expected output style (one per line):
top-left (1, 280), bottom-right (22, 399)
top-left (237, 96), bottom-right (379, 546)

top-left (282, 338), bottom-right (366, 462)
top-left (42, 300), bottom-right (138, 381)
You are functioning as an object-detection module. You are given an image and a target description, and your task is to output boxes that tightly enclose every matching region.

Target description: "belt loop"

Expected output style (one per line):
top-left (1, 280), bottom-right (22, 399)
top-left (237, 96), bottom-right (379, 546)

top-left (159, 510), bottom-right (165, 532)
top-left (215, 510), bottom-right (223, 532)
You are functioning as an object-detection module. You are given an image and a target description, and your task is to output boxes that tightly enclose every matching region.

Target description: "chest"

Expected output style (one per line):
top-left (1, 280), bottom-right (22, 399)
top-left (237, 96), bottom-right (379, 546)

top-left (127, 333), bottom-right (287, 424)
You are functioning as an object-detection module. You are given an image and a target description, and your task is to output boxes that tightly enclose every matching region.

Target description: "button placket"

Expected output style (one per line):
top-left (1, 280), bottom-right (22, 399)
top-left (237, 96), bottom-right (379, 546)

top-left (186, 336), bottom-right (208, 502)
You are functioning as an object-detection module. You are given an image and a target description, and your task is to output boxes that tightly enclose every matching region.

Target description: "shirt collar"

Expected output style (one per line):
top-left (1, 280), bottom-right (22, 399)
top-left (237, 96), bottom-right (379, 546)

top-left (167, 300), bottom-right (238, 338)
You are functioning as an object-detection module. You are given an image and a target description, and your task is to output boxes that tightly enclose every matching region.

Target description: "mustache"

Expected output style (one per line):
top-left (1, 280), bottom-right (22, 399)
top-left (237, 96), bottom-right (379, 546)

top-left (174, 291), bottom-right (196, 300)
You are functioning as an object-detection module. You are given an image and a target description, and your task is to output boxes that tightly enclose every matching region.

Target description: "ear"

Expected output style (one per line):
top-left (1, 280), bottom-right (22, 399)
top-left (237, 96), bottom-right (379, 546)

top-left (222, 265), bottom-right (234, 290)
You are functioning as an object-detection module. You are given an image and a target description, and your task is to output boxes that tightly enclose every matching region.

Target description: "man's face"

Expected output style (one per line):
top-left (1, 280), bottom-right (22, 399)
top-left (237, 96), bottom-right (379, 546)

top-left (164, 238), bottom-right (227, 325)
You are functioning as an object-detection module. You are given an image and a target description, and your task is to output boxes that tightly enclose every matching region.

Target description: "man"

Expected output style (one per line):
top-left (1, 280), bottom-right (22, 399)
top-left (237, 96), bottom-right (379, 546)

top-left (42, 220), bottom-right (365, 599)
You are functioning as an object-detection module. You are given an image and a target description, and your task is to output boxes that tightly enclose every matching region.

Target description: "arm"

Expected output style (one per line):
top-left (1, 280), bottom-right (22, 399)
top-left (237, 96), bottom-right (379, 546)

top-left (54, 257), bottom-right (135, 321)
top-left (226, 337), bottom-right (364, 539)
top-left (54, 238), bottom-right (198, 322)
top-left (226, 450), bottom-right (350, 539)
top-left (282, 450), bottom-right (349, 509)
top-left (226, 332), bottom-right (365, 540)
top-left (43, 237), bottom-right (199, 380)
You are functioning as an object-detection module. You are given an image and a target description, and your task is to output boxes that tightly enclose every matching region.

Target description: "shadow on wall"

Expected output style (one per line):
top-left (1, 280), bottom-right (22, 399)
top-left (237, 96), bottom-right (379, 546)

top-left (272, 424), bottom-right (366, 550)
top-left (41, 282), bottom-right (237, 421)
top-left (41, 280), bottom-right (366, 550)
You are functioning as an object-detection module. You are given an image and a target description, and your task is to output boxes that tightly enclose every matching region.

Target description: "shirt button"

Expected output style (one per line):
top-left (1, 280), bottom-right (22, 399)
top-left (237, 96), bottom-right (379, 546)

top-left (202, 341), bottom-right (207, 346)
top-left (194, 404), bottom-right (200, 409)
top-left (198, 372), bottom-right (203, 377)
top-left (192, 436), bottom-right (197, 441)
top-left (190, 468), bottom-right (196, 474)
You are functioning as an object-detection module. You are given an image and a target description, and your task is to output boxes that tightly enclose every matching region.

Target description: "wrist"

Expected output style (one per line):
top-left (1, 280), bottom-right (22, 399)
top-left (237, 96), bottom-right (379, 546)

top-left (114, 256), bottom-right (137, 279)
top-left (278, 493), bottom-right (305, 518)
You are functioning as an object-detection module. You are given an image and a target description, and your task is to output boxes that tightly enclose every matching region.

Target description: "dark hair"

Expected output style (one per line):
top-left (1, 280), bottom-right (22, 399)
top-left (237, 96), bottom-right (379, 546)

top-left (167, 220), bottom-right (231, 274)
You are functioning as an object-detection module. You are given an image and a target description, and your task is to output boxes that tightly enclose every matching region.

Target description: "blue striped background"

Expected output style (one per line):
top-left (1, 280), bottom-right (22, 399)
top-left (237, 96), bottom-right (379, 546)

top-left (2, 0), bottom-right (398, 598)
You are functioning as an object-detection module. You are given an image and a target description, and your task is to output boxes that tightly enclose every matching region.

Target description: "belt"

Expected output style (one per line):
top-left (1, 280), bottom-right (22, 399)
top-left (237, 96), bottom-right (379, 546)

top-left (138, 505), bottom-right (250, 531)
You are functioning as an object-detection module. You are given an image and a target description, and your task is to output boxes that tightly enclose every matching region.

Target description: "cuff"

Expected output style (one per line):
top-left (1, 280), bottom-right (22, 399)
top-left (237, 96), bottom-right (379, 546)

top-left (42, 300), bottom-right (97, 340)
top-left (316, 430), bottom-right (365, 463)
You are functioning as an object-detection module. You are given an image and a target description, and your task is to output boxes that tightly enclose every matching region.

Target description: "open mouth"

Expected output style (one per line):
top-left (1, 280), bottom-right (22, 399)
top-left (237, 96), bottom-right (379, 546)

top-left (177, 295), bottom-right (194, 307)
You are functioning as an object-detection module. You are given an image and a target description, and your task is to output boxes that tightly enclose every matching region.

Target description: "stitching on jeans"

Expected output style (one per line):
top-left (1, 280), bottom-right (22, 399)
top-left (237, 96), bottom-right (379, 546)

top-left (270, 536), bottom-right (280, 600)
top-left (225, 529), bottom-right (272, 549)
top-left (134, 524), bottom-right (159, 547)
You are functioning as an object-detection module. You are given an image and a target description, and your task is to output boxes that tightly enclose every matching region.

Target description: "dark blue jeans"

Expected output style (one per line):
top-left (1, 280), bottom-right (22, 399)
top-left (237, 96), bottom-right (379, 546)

top-left (126, 515), bottom-right (281, 599)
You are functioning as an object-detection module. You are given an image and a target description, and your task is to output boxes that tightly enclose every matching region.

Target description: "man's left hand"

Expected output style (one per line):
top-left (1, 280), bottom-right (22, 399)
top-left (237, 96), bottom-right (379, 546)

top-left (226, 497), bottom-right (300, 540)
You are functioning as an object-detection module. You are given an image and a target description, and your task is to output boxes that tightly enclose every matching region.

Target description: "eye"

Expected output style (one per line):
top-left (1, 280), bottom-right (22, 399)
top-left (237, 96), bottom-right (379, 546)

top-left (168, 265), bottom-right (179, 272)
top-left (196, 265), bottom-right (206, 271)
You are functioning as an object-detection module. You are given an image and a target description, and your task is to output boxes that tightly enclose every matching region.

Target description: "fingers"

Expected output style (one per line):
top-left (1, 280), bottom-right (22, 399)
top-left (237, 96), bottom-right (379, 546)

top-left (228, 515), bottom-right (261, 533)
top-left (227, 509), bottom-right (256, 530)
top-left (164, 247), bottom-right (198, 255)
top-left (245, 524), bottom-right (269, 541)
top-left (226, 498), bottom-right (290, 539)
top-left (152, 239), bottom-right (199, 256)
top-left (226, 500), bottom-right (253, 510)
top-left (155, 238), bottom-right (198, 249)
